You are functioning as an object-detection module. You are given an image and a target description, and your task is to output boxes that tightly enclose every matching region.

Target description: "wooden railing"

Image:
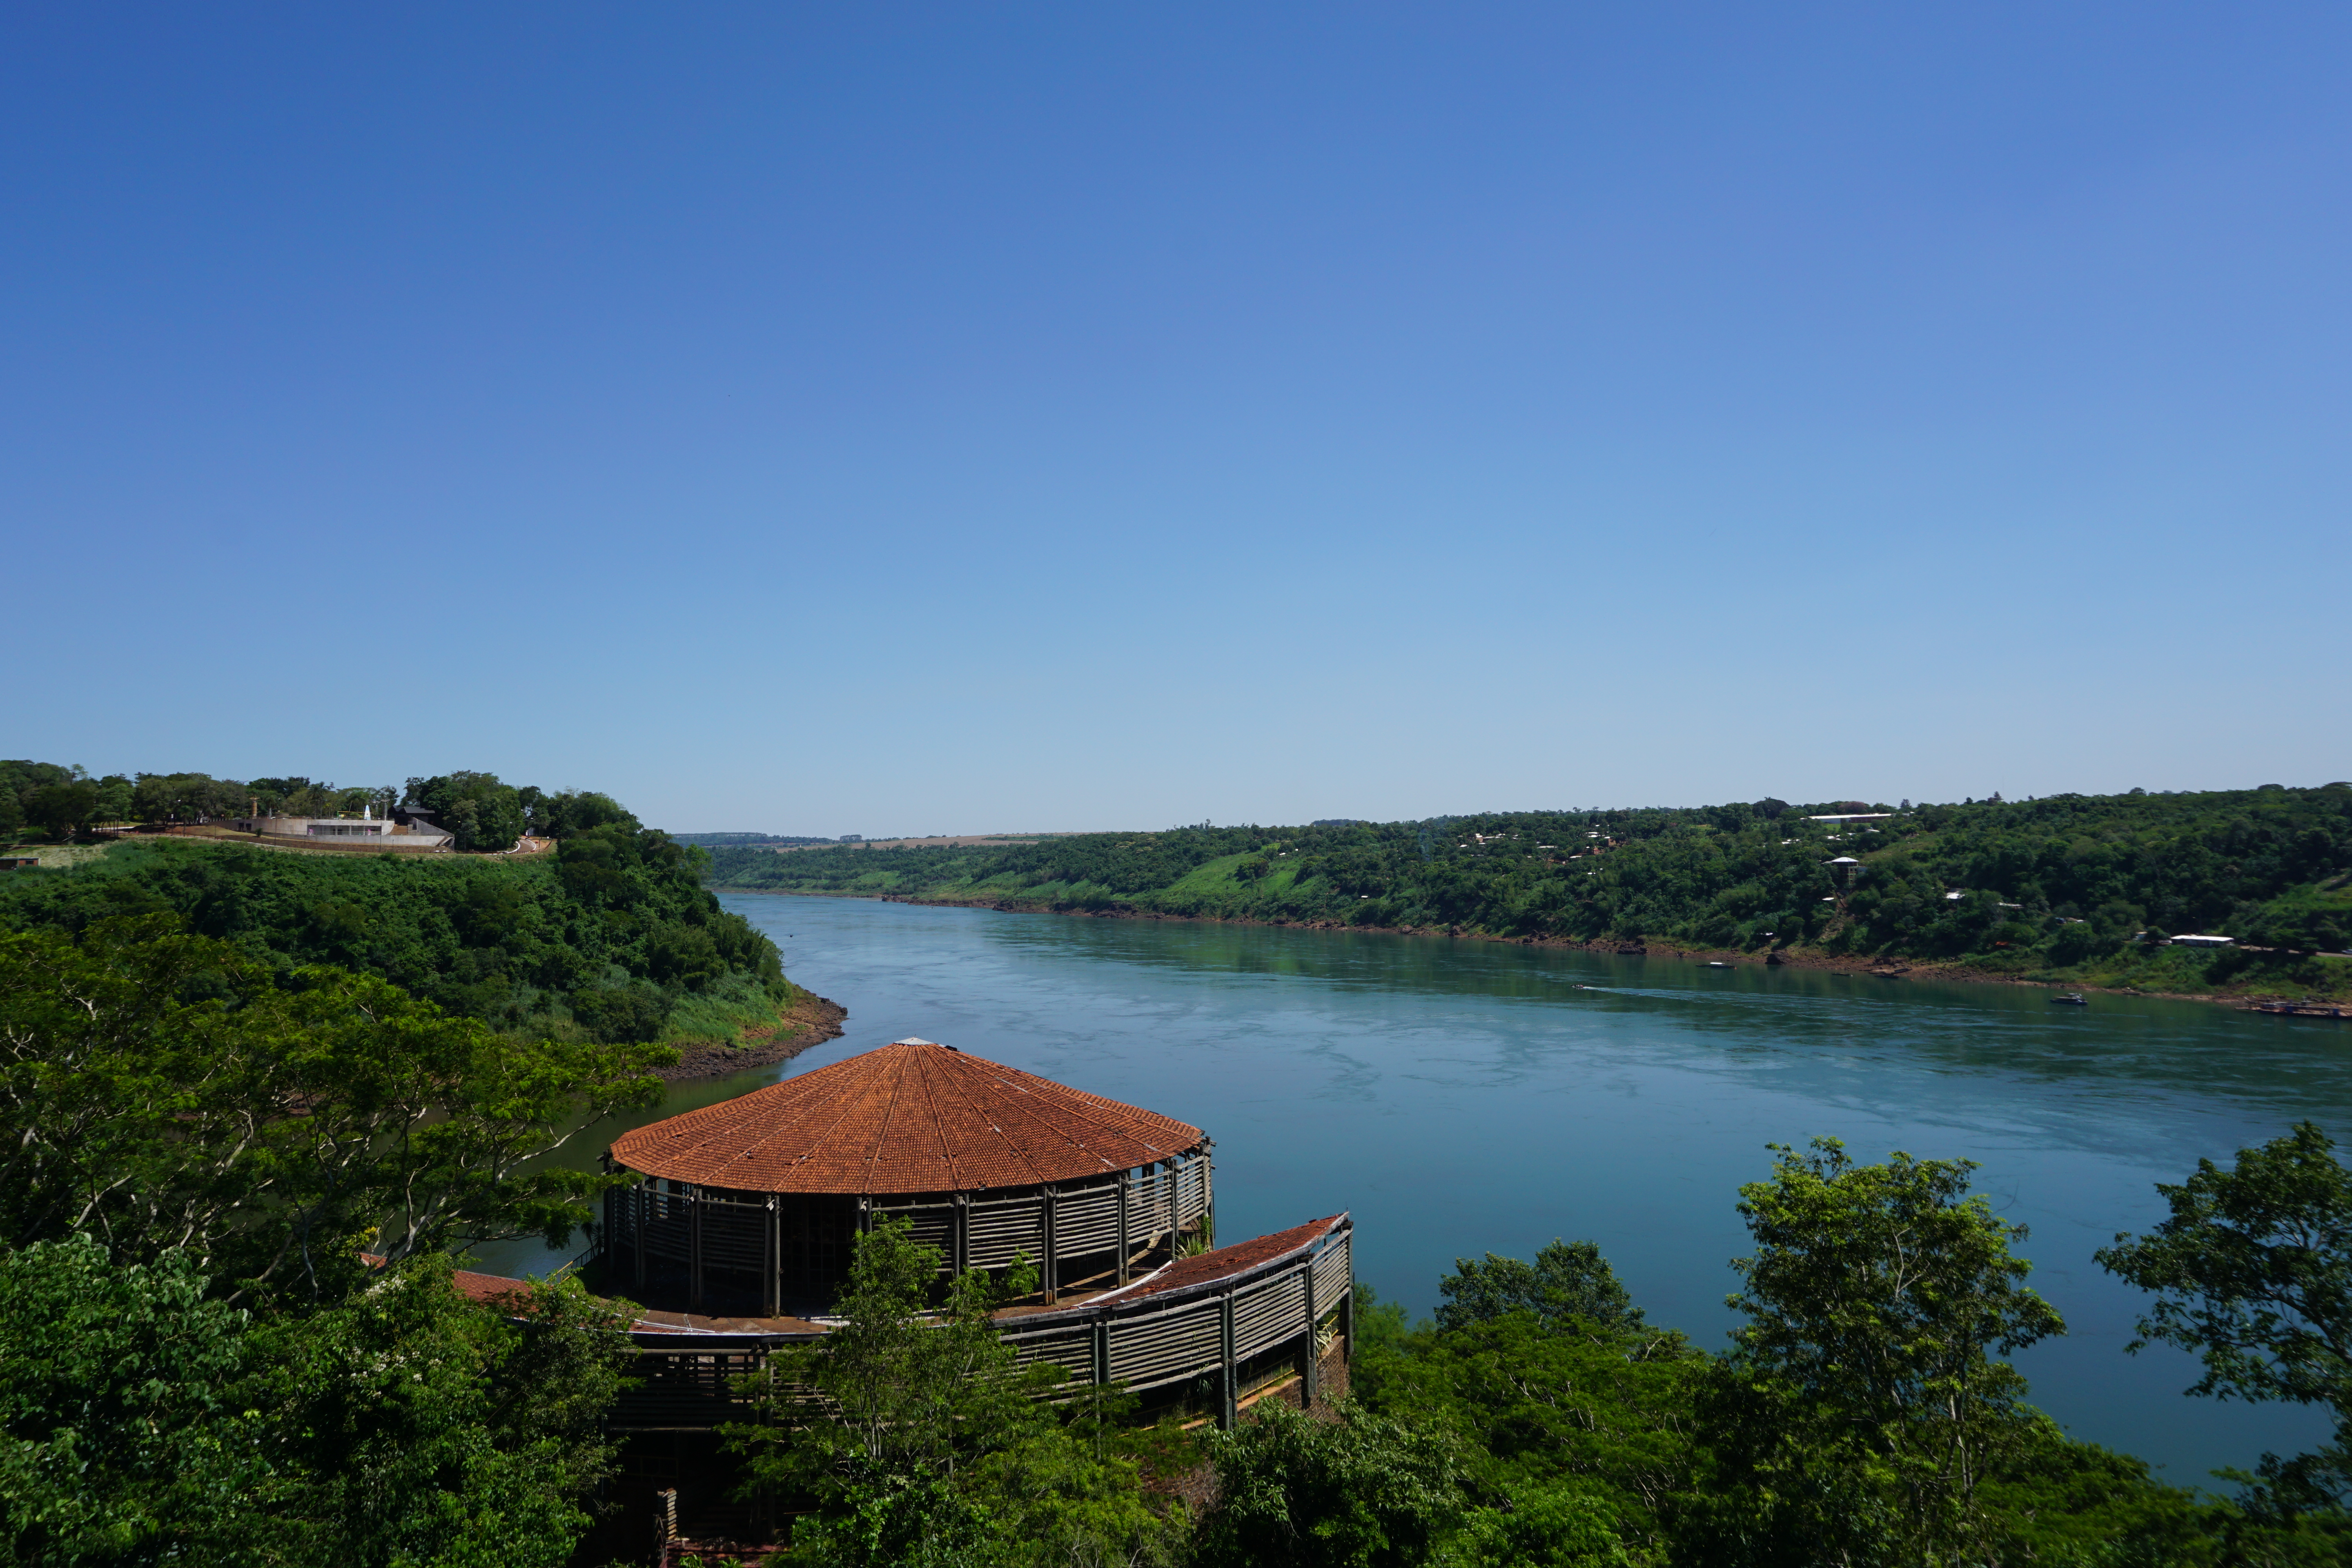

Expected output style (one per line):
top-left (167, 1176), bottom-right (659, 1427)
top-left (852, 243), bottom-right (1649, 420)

top-left (610, 1214), bottom-right (1352, 1432)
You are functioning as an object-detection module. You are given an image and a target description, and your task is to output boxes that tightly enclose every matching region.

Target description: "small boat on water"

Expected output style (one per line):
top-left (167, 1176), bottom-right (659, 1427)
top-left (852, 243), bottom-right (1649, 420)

top-left (2051, 993), bottom-right (2088, 1006)
top-left (1708, 961), bottom-right (1731, 968)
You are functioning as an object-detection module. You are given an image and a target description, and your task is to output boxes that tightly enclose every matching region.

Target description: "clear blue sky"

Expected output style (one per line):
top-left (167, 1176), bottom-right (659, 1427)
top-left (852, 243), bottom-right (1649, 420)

top-left (8, 5), bottom-right (2346, 834)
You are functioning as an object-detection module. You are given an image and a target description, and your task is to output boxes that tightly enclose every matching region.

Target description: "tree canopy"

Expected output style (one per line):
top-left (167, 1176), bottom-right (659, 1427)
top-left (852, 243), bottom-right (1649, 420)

top-left (0, 918), bottom-right (667, 1305)
top-left (0, 796), bottom-right (789, 1049)
top-left (0, 1236), bottom-right (635, 1567)
top-left (0, 916), bottom-right (651, 1567)
top-left (2100, 1121), bottom-right (2352, 1517)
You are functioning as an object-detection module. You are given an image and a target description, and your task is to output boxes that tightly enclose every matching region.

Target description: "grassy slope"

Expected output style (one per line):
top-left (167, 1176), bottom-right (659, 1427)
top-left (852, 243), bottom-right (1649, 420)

top-left (705, 786), bottom-right (2352, 1002)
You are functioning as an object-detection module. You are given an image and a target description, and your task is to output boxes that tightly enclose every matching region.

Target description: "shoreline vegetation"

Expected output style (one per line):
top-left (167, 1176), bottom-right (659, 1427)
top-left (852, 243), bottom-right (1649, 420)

top-left (660, 985), bottom-right (848, 1081)
top-left (703, 782), bottom-right (2352, 1012)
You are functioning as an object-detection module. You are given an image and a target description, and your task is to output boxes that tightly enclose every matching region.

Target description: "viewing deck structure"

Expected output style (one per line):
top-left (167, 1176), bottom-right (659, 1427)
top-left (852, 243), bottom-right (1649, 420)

top-left (599, 1038), bottom-right (1216, 1313)
top-left (553, 1037), bottom-right (1352, 1432)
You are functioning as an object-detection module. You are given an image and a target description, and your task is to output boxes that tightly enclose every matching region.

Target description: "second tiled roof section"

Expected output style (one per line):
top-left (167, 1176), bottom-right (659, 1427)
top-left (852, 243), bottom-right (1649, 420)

top-left (609, 1039), bottom-right (1207, 1195)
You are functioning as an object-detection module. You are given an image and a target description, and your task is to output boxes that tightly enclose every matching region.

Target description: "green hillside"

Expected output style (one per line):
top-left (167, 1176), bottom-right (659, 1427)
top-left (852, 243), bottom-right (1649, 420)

top-left (0, 771), bottom-right (793, 1049)
top-left (706, 783), bottom-right (2352, 999)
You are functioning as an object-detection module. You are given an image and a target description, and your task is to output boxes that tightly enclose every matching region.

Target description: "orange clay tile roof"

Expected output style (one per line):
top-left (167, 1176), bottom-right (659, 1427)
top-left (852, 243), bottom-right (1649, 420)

top-left (1131, 1215), bottom-right (1344, 1294)
top-left (609, 1039), bottom-right (1206, 1196)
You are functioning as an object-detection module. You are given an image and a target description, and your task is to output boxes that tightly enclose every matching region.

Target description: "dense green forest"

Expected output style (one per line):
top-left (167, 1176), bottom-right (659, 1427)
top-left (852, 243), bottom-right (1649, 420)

top-left (706, 783), bottom-right (2352, 999)
top-left (0, 762), bottom-right (792, 1047)
top-left (9, 848), bottom-right (2352, 1562)
top-left (17, 907), bottom-right (2352, 1565)
top-left (0, 917), bottom-right (662, 1564)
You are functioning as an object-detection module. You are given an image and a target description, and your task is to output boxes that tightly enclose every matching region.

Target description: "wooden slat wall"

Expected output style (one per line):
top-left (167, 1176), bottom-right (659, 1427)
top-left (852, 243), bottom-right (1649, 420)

top-left (1056, 1184), bottom-right (1120, 1254)
top-left (1103, 1296), bottom-right (1223, 1389)
top-left (968, 1194), bottom-right (1045, 1269)
top-left (1233, 1270), bottom-right (1306, 1360)
top-left (1312, 1233), bottom-right (1350, 1314)
top-left (872, 1199), bottom-right (955, 1256)
top-left (602, 1149), bottom-right (1219, 1303)
top-left (617, 1347), bottom-right (770, 1428)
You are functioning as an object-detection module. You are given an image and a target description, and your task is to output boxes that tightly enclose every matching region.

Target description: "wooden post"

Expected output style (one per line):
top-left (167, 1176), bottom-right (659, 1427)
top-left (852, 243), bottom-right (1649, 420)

top-left (688, 1188), bottom-right (704, 1312)
top-left (1201, 1139), bottom-right (1216, 1246)
top-left (1042, 1186), bottom-right (1059, 1303)
top-left (1114, 1171), bottom-right (1131, 1286)
top-left (1301, 1252), bottom-right (1319, 1408)
top-left (952, 1192), bottom-right (970, 1278)
top-left (1093, 1318), bottom-right (1111, 1387)
top-left (633, 1181), bottom-right (646, 1289)
top-left (762, 1196), bottom-right (780, 1318)
top-left (1218, 1292), bottom-right (1238, 1430)
top-left (1340, 1266), bottom-right (1354, 1362)
top-left (1156, 1159), bottom-right (1171, 1251)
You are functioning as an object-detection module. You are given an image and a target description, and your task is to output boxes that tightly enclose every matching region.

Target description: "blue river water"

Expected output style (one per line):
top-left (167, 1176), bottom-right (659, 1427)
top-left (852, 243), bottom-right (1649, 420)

top-left (479, 892), bottom-right (2352, 1489)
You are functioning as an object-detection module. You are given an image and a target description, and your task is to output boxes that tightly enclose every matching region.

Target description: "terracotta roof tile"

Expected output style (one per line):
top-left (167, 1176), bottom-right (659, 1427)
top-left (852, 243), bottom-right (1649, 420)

top-left (610, 1040), bottom-right (1205, 1195)
top-left (450, 1268), bottom-right (535, 1308)
top-left (1130, 1215), bottom-right (1343, 1294)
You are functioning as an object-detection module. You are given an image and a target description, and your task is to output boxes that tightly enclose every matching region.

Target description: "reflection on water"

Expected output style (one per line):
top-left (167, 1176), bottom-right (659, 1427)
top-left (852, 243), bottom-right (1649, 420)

top-left (475, 895), bottom-right (2352, 1487)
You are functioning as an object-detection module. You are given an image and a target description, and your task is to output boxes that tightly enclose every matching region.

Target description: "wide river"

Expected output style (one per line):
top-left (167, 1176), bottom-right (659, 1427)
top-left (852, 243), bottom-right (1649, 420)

top-left (481, 893), bottom-right (2350, 1489)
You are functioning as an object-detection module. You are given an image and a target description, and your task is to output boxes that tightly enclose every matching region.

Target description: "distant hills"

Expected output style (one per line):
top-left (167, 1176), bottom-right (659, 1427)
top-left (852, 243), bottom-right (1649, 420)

top-left (702, 784), bottom-right (2352, 1000)
top-left (670, 832), bottom-right (844, 847)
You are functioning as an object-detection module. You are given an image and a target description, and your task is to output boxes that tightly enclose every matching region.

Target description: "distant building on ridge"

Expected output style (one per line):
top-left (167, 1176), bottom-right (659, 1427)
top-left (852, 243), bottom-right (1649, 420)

top-left (230, 804), bottom-right (455, 850)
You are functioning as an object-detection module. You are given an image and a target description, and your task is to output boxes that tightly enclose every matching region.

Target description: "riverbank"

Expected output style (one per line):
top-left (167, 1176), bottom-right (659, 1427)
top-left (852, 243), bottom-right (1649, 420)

top-left (702, 790), bottom-right (2352, 1009)
top-left (660, 986), bottom-right (847, 1082)
top-left (720, 888), bottom-right (2339, 1015)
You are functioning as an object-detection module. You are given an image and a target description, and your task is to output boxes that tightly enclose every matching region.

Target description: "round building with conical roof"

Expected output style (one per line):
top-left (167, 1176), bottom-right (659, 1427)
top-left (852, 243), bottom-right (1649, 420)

top-left (603, 1038), bottom-right (1215, 1314)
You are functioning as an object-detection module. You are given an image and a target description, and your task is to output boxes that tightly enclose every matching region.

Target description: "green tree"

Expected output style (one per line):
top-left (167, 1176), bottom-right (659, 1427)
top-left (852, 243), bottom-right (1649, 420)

top-left (254, 1256), bottom-right (634, 1567)
top-left (0, 918), bottom-right (668, 1305)
top-left (2098, 1122), bottom-right (2352, 1516)
top-left (91, 775), bottom-right (134, 826)
top-left (1450, 1480), bottom-right (1632, 1568)
top-left (0, 829), bottom-right (786, 1046)
top-left (1435, 1238), bottom-right (1645, 1334)
top-left (0, 1239), bottom-right (632, 1568)
top-left (129, 771), bottom-right (244, 823)
top-left (725, 1219), bottom-right (1182, 1567)
top-left (1361, 1308), bottom-right (1698, 1559)
top-left (25, 781), bottom-right (99, 840)
top-left (964, 1386), bottom-right (1187, 1568)
top-left (1191, 1402), bottom-right (1461, 1568)
top-left (535, 788), bottom-right (636, 838)
top-left (407, 771), bottom-right (527, 853)
top-left (1690, 1139), bottom-right (2066, 1565)
top-left (0, 1234), bottom-right (268, 1564)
